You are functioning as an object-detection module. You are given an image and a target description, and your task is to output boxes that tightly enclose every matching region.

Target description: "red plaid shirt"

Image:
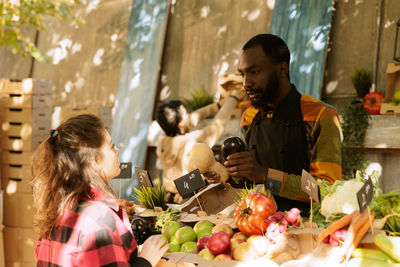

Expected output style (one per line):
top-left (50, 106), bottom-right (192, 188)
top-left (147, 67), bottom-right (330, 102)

top-left (36, 188), bottom-right (151, 267)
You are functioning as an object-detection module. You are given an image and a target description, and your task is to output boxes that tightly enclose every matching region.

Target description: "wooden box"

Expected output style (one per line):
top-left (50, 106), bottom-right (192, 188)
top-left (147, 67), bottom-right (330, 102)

top-left (0, 107), bottom-right (51, 124)
top-left (3, 227), bottom-right (37, 262)
top-left (1, 135), bottom-right (47, 151)
top-left (0, 79), bottom-right (52, 95)
top-left (0, 231), bottom-right (4, 267)
top-left (3, 193), bottom-right (35, 227)
top-left (1, 151), bottom-right (33, 165)
top-left (1, 165), bottom-right (32, 193)
top-left (0, 120), bottom-right (50, 139)
top-left (5, 262), bottom-right (36, 267)
top-left (380, 103), bottom-right (400, 114)
top-left (0, 94), bottom-right (52, 109)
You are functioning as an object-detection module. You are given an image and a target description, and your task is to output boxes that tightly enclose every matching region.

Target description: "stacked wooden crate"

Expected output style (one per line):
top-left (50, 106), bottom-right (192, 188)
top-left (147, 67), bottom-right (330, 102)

top-left (0, 79), bottom-right (53, 267)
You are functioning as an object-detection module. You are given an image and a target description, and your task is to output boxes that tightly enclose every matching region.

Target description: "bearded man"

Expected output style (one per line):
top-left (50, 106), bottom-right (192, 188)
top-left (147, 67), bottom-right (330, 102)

top-left (205, 34), bottom-right (343, 214)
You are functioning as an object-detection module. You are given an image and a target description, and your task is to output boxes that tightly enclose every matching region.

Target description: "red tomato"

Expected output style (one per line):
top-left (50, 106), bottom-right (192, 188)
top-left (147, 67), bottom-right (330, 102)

top-left (363, 92), bottom-right (384, 115)
top-left (234, 192), bottom-right (276, 236)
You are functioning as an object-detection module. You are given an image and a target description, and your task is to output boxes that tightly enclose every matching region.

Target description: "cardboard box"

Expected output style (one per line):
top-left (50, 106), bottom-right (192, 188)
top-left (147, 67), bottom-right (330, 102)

top-left (3, 227), bottom-right (37, 262)
top-left (1, 151), bottom-right (33, 165)
top-left (0, 107), bottom-right (52, 124)
top-left (0, 94), bottom-right (52, 109)
top-left (0, 79), bottom-right (52, 95)
top-left (3, 193), bottom-right (35, 227)
top-left (0, 120), bottom-right (50, 140)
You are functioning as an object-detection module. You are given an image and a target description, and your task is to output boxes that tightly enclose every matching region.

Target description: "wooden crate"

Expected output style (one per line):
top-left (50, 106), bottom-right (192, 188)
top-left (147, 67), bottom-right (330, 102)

top-left (0, 79), bottom-right (52, 95)
top-left (0, 121), bottom-right (50, 139)
top-left (0, 94), bottom-right (52, 109)
top-left (0, 231), bottom-right (4, 267)
top-left (1, 151), bottom-right (33, 165)
top-left (0, 107), bottom-right (51, 124)
top-left (3, 227), bottom-right (37, 262)
top-left (5, 262), bottom-right (36, 267)
top-left (1, 164), bottom-right (32, 193)
top-left (380, 103), bottom-right (400, 114)
top-left (3, 193), bottom-right (35, 227)
top-left (1, 135), bottom-right (47, 151)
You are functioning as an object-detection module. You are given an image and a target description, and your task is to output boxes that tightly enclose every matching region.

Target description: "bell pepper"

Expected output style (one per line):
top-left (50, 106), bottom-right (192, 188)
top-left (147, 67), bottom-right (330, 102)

top-left (363, 92), bottom-right (384, 115)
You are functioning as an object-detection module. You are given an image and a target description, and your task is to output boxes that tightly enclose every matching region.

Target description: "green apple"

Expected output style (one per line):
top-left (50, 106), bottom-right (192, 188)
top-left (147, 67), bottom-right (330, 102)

top-left (198, 248), bottom-right (215, 260)
top-left (193, 220), bottom-right (214, 233)
top-left (168, 241), bottom-right (181, 252)
top-left (196, 226), bottom-right (213, 240)
top-left (175, 226), bottom-right (196, 244)
top-left (169, 235), bottom-right (177, 243)
top-left (180, 241), bottom-right (197, 253)
top-left (162, 221), bottom-right (181, 240)
top-left (394, 90), bottom-right (400, 102)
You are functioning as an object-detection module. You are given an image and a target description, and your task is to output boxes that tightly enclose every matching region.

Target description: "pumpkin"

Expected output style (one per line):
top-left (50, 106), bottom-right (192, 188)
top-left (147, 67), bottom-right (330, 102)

top-left (234, 192), bottom-right (276, 236)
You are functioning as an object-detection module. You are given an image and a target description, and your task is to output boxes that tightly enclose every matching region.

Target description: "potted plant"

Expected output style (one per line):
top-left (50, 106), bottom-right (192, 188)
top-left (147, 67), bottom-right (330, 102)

top-left (351, 67), bottom-right (372, 99)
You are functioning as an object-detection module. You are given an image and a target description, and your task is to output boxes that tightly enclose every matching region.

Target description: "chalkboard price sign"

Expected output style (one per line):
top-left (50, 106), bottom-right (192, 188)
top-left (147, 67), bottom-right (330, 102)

top-left (174, 169), bottom-right (206, 199)
top-left (114, 162), bottom-right (132, 179)
top-left (134, 167), bottom-right (153, 187)
top-left (301, 169), bottom-right (319, 202)
top-left (357, 178), bottom-right (373, 212)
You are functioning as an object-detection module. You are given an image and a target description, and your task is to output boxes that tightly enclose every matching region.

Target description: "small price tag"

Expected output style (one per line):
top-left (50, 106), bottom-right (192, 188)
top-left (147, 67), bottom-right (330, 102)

top-left (301, 169), bottom-right (319, 202)
top-left (174, 169), bottom-right (206, 199)
top-left (114, 162), bottom-right (132, 179)
top-left (357, 178), bottom-right (373, 212)
top-left (134, 167), bottom-right (153, 187)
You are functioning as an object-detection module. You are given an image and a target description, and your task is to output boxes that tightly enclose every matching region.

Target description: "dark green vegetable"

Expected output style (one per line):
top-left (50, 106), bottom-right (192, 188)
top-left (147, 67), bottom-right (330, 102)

top-left (352, 248), bottom-right (395, 263)
top-left (373, 190), bottom-right (400, 236)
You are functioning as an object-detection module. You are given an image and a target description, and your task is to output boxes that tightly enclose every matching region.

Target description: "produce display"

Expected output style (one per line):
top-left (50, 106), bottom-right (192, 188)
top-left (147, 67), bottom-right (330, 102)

top-left (128, 170), bottom-right (400, 266)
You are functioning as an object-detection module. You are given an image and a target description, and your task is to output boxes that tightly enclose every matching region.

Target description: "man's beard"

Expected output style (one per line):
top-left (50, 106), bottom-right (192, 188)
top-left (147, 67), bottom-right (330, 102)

top-left (249, 72), bottom-right (280, 110)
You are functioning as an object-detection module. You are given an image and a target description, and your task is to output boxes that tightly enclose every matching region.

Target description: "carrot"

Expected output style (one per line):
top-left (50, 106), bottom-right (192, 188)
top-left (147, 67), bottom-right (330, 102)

top-left (339, 209), bottom-right (372, 263)
top-left (344, 210), bottom-right (375, 262)
top-left (317, 211), bottom-right (356, 244)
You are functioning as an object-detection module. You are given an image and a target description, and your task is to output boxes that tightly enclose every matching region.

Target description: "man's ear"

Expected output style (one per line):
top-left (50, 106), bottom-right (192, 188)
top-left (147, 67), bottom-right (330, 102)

top-left (277, 62), bottom-right (289, 78)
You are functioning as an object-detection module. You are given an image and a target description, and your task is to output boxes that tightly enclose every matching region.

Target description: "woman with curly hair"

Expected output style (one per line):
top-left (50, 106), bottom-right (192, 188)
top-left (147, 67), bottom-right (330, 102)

top-left (32, 114), bottom-right (168, 266)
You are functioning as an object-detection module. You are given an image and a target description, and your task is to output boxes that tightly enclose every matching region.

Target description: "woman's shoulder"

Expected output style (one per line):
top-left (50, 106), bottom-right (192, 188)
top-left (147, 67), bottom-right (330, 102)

top-left (71, 199), bottom-right (118, 230)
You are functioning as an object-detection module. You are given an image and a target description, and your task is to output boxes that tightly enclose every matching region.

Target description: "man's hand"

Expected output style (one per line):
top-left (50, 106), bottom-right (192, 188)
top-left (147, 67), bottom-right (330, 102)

top-left (224, 151), bottom-right (266, 183)
top-left (203, 171), bottom-right (221, 184)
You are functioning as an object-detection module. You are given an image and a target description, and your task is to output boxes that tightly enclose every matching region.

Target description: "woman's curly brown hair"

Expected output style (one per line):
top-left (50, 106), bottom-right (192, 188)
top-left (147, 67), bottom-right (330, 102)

top-left (31, 114), bottom-right (116, 238)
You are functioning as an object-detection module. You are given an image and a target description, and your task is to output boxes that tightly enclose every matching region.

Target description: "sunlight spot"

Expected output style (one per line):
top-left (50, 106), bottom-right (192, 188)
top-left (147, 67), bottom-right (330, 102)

top-left (217, 25), bottom-right (227, 37)
top-left (299, 63), bottom-right (316, 74)
top-left (109, 94), bottom-right (115, 103)
top-left (161, 74), bottom-right (168, 84)
top-left (51, 38), bottom-right (72, 64)
top-left (267, 0), bottom-right (275, 9)
top-left (129, 74), bottom-right (140, 90)
top-left (65, 81), bottom-right (72, 93)
top-left (326, 80), bottom-right (338, 94)
top-left (248, 9), bottom-right (260, 21)
top-left (159, 86), bottom-right (170, 101)
top-left (111, 33), bottom-right (118, 41)
top-left (86, 0), bottom-right (100, 13)
top-left (219, 62), bottom-right (229, 75)
top-left (384, 19), bottom-right (395, 28)
top-left (75, 77), bottom-right (85, 89)
top-left (289, 4), bottom-right (299, 19)
top-left (135, 112), bottom-right (141, 120)
top-left (11, 14), bottom-right (19, 22)
top-left (93, 49), bottom-right (104, 66)
top-left (241, 10), bottom-right (249, 18)
top-left (310, 26), bottom-right (326, 51)
top-left (200, 6), bottom-right (210, 18)
top-left (61, 92), bottom-right (67, 101)
top-left (71, 43), bottom-right (82, 54)
top-left (6, 180), bottom-right (17, 195)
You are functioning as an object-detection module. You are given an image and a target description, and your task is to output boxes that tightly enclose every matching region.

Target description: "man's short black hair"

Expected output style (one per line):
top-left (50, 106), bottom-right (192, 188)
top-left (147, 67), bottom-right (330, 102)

top-left (155, 99), bottom-right (184, 137)
top-left (242, 34), bottom-right (290, 66)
